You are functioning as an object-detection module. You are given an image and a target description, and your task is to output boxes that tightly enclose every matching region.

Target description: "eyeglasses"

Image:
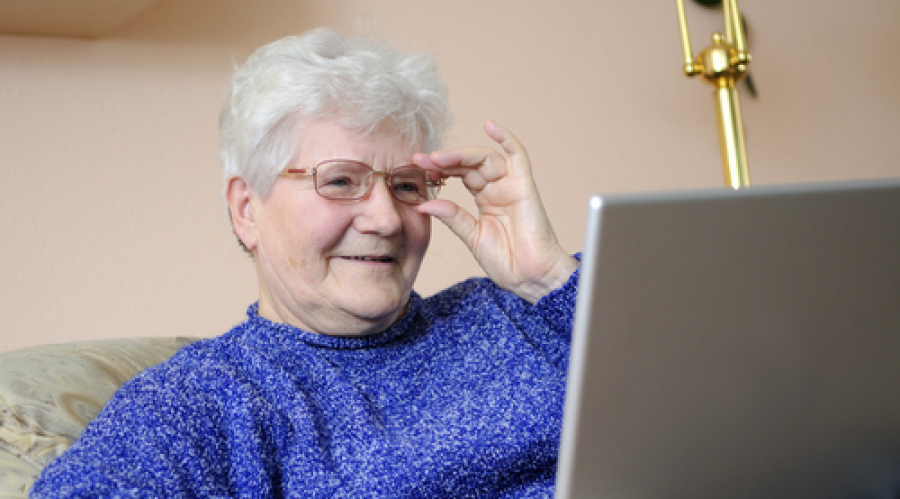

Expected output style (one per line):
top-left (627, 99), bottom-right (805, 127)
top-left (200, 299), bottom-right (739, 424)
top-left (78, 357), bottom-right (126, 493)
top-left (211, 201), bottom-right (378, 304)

top-left (278, 159), bottom-right (445, 205)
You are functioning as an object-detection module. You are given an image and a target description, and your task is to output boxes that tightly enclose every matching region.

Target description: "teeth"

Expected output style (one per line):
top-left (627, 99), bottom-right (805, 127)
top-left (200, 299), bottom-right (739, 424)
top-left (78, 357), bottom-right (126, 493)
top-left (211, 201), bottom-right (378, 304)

top-left (350, 256), bottom-right (392, 262)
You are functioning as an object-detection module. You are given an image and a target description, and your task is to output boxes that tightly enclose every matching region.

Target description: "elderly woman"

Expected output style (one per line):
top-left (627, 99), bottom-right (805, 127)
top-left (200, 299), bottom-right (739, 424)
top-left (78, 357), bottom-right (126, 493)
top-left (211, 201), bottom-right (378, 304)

top-left (32, 28), bottom-right (579, 497)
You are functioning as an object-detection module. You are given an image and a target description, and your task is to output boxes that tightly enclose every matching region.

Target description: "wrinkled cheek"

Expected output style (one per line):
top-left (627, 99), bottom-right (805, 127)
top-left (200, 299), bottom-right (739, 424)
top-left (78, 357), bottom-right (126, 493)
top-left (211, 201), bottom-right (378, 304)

top-left (404, 217), bottom-right (431, 283)
top-left (284, 225), bottom-right (335, 276)
top-left (286, 250), bottom-right (310, 271)
top-left (410, 213), bottom-right (432, 254)
top-left (416, 216), bottom-right (431, 258)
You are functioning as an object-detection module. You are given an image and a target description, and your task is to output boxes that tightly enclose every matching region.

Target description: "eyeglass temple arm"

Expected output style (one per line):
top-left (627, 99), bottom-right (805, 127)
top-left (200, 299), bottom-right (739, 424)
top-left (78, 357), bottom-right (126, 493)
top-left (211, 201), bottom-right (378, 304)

top-left (281, 166), bottom-right (444, 186)
top-left (280, 168), bottom-right (312, 177)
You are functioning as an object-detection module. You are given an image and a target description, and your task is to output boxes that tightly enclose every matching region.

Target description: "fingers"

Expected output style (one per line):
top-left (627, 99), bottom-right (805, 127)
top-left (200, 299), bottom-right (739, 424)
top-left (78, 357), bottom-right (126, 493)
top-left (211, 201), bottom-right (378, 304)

top-left (416, 199), bottom-right (479, 249)
top-left (414, 121), bottom-right (520, 173)
top-left (413, 120), bottom-right (531, 196)
top-left (414, 149), bottom-right (505, 192)
top-left (483, 120), bottom-right (529, 171)
top-left (415, 121), bottom-right (575, 302)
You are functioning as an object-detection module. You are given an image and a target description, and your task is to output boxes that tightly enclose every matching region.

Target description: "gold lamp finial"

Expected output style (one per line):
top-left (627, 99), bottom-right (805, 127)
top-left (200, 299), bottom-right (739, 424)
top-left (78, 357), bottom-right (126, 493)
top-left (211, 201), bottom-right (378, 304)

top-left (676, 0), bottom-right (752, 189)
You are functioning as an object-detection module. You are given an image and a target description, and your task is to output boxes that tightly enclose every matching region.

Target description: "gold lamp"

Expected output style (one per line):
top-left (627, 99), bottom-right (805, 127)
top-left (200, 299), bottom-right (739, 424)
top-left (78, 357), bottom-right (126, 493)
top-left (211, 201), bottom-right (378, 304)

top-left (676, 0), bottom-right (752, 189)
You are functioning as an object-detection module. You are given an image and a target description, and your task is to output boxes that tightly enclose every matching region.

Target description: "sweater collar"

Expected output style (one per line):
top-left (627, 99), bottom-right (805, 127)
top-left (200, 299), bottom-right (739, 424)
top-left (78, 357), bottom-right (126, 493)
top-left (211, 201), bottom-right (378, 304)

top-left (243, 292), bottom-right (422, 350)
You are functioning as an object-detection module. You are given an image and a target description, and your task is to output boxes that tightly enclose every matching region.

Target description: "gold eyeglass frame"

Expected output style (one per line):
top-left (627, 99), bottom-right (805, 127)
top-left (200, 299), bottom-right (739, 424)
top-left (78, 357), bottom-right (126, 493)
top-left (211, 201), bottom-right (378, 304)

top-left (278, 158), bottom-right (446, 205)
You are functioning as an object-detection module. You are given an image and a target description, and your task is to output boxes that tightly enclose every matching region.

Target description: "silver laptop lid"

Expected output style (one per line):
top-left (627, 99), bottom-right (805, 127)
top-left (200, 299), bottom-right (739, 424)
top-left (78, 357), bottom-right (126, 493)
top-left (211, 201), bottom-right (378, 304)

top-left (556, 179), bottom-right (900, 499)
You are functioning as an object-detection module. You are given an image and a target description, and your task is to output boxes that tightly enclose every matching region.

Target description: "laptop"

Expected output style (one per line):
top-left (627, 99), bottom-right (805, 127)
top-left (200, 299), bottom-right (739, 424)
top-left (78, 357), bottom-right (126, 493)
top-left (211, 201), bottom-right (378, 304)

top-left (555, 179), bottom-right (900, 499)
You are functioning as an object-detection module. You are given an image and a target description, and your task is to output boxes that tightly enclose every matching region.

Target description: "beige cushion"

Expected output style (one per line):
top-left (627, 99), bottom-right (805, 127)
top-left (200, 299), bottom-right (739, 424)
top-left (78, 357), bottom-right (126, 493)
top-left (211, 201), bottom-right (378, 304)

top-left (0, 337), bottom-right (198, 497)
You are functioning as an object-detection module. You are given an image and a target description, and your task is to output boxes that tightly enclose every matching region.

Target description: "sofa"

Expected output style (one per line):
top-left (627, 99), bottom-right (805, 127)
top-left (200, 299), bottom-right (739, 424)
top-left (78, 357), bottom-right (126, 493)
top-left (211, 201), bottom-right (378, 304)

top-left (0, 337), bottom-right (198, 497)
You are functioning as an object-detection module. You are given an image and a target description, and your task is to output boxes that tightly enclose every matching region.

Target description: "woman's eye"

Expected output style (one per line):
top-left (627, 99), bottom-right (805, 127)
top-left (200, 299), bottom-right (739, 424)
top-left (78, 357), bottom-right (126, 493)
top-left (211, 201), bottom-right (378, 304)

top-left (393, 180), bottom-right (424, 194)
top-left (321, 175), bottom-right (355, 188)
top-left (317, 173), bottom-right (363, 198)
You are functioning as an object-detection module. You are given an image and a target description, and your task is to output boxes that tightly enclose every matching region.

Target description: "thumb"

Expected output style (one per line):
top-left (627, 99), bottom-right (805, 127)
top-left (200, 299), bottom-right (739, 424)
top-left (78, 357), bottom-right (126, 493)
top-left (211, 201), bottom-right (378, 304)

top-left (417, 200), bottom-right (479, 250)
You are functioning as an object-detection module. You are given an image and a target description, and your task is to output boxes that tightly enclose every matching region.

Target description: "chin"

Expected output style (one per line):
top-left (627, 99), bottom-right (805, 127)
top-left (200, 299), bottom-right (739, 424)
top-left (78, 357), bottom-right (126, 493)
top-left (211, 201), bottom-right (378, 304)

top-left (343, 290), bottom-right (410, 323)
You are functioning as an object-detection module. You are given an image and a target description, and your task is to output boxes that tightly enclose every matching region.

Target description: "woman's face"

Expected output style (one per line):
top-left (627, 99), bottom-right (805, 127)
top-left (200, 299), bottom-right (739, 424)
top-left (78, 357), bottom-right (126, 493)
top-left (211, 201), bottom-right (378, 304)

top-left (249, 120), bottom-right (431, 336)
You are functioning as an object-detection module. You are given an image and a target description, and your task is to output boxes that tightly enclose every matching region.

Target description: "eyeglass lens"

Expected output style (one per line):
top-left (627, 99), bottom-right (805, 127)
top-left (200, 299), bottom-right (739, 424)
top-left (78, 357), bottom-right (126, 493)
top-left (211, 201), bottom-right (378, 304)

top-left (315, 161), bottom-right (439, 204)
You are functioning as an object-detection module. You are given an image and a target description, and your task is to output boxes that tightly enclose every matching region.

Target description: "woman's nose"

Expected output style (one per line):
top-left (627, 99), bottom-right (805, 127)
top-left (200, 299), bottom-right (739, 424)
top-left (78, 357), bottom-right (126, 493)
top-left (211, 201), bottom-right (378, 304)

top-left (353, 176), bottom-right (403, 235)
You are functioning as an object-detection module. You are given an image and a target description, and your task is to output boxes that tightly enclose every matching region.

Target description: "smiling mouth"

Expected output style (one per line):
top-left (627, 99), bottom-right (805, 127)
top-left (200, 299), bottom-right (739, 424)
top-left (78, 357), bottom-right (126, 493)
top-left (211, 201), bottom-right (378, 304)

top-left (343, 255), bottom-right (396, 263)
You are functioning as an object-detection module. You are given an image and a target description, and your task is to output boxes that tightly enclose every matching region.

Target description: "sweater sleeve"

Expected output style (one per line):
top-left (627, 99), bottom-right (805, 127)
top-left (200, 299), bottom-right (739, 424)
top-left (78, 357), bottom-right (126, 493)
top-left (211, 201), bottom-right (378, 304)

top-left (29, 353), bottom-right (275, 498)
top-left (532, 254), bottom-right (581, 339)
top-left (472, 255), bottom-right (580, 370)
top-left (31, 377), bottom-right (205, 497)
top-left (31, 366), bottom-right (244, 498)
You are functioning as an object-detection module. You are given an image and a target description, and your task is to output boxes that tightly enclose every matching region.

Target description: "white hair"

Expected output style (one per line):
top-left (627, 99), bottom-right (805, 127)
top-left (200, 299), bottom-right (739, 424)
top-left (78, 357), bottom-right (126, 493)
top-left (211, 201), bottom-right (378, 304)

top-left (219, 28), bottom-right (451, 198)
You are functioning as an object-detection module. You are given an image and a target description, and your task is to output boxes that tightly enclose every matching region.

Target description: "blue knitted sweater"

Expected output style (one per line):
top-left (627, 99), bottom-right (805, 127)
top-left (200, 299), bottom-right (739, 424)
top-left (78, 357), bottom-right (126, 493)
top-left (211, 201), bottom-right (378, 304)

top-left (32, 270), bottom-right (578, 498)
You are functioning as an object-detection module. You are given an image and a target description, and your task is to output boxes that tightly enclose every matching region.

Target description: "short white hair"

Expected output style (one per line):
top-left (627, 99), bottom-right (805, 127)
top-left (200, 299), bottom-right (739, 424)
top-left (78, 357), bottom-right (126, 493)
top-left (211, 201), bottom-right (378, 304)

top-left (219, 28), bottom-right (451, 198)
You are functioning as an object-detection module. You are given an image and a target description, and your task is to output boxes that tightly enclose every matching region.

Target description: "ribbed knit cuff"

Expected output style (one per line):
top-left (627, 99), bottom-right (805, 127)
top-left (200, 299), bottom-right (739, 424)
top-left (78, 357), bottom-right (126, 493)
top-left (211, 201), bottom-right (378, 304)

top-left (533, 253), bottom-right (581, 336)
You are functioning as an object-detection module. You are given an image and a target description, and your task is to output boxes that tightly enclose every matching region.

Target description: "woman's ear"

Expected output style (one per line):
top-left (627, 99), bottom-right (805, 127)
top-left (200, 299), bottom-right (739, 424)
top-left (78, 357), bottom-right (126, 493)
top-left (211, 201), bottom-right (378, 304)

top-left (225, 177), bottom-right (259, 252)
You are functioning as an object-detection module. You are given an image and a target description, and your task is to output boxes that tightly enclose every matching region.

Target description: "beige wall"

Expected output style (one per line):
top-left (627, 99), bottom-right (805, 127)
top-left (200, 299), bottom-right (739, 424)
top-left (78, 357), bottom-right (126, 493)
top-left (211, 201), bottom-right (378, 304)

top-left (2, 0), bottom-right (899, 352)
